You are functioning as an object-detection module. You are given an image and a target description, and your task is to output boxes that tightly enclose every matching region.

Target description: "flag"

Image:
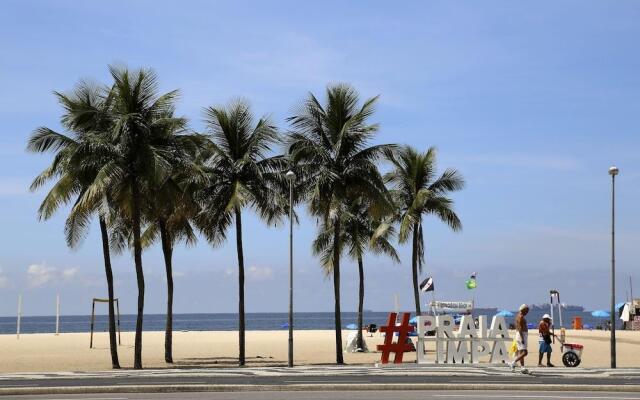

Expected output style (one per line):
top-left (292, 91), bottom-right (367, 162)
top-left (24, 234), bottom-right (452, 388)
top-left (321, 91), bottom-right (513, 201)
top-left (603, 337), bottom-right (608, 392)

top-left (466, 272), bottom-right (477, 290)
top-left (420, 277), bottom-right (434, 292)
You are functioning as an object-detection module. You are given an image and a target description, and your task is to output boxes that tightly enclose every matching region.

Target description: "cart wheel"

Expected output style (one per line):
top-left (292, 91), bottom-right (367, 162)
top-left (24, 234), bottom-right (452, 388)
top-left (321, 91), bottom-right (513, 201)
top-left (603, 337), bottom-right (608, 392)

top-left (562, 351), bottom-right (581, 367)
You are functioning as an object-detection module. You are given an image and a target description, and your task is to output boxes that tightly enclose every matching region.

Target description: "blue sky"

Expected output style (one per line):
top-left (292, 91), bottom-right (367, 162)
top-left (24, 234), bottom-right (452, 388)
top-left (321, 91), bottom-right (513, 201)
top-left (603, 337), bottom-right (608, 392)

top-left (1, 1), bottom-right (639, 316)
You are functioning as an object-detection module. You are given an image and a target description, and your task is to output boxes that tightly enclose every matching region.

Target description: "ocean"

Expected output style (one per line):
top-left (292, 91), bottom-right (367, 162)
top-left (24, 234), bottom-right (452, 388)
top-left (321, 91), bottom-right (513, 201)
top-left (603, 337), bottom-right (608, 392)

top-left (0, 309), bottom-right (614, 334)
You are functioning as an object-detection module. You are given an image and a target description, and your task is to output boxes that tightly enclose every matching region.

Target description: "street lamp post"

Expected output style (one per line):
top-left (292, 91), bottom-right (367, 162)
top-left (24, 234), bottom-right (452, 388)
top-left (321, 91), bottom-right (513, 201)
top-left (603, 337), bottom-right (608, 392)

top-left (609, 165), bottom-right (619, 369)
top-left (285, 170), bottom-right (296, 368)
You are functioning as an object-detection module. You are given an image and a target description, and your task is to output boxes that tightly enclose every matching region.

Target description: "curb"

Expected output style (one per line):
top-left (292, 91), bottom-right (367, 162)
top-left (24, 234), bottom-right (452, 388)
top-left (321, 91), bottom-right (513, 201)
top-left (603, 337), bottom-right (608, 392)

top-left (2, 383), bottom-right (640, 396)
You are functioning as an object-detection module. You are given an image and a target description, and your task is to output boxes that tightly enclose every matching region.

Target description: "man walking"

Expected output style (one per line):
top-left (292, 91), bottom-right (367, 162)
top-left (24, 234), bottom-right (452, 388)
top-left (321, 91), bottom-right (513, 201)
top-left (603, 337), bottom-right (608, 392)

top-left (538, 314), bottom-right (555, 367)
top-left (509, 304), bottom-right (530, 374)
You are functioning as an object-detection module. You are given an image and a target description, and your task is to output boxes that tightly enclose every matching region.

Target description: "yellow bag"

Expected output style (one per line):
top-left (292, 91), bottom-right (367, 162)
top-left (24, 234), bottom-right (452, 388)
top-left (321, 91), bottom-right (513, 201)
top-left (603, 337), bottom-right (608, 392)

top-left (508, 340), bottom-right (518, 356)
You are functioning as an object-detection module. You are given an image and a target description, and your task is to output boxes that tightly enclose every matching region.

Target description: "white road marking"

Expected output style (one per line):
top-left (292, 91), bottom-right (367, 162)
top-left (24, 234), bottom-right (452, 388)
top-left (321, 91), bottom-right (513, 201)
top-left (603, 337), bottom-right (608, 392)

top-left (434, 395), bottom-right (640, 399)
top-left (283, 380), bottom-right (371, 384)
top-left (114, 381), bottom-right (207, 385)
top-left (45, 398), bottom-right (128, 400)
top-left (0, 383), bottom-right (39, 387)
top-left (449, 380), bottom-right (530, 383)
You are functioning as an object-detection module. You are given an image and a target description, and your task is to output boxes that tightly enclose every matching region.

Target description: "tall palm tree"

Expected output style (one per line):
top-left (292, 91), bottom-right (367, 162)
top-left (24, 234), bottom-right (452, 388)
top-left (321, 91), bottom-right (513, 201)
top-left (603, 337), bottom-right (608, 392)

top-left (142, 117), bottom-right (203, 364)
top-left (313, 196), bottom-right (399, 350)
top-left (146, 177), bottom-right (200, 363)
top-left (27, 81), bottom-right (121, 369)
top-left (196, 99), bottom-right (285, 366)
top-left (287, 84), bottom-right (394, 364)
top-left (109, 156), bottom-right (202, 365)
top-left (384, 146), bottom-right (464, 317)
top-left (77, 66), bottom-right (187, 369)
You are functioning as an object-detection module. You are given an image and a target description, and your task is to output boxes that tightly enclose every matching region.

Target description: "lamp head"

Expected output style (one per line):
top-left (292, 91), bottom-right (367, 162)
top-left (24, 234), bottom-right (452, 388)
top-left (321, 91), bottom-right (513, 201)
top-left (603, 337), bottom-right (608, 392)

top-left (609, 166), bottom-right (619, 176)
top-left (285, 170), bottom-right (296, 181)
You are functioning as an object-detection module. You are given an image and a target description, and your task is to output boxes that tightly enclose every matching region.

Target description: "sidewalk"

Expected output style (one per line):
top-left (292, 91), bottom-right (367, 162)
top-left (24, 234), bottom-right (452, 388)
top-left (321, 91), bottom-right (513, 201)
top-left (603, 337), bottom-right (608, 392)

top-left (1, 365), bottom-right (640, 396)
top-left (2, 364), bottom-right (640, 380)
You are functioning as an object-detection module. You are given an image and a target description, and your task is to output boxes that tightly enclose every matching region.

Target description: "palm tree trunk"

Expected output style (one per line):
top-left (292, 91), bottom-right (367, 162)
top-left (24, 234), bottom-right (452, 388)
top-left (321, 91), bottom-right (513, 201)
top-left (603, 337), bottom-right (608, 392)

top-left (333, 218), bottom-right (344, 364)
top-left (234, 208), bottom-right (246, 366)
top-left (99, 216), bottom-right (120, 369)
top-left (411, 223), bottom-right (421, 317)
top-left (159, 218), bottom-right (174, 363)
top-left (132, 181), bottom-right (145, 370)
top-left (356, 254), bottom-right (365, 351)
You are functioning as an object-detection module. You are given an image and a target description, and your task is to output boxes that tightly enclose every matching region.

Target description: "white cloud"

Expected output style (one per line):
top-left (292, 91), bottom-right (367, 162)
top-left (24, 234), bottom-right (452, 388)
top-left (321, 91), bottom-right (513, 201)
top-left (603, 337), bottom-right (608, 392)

top-left (0, 267), bottom-right (9, 288)
top-left (27, 263), bottom-right (56, 288)
top-left (62, 267), bottom-right (79, 280)
top-left (247, 266), bottom-right (273, 281)
top-left (27, 263), bottom-right (80, 288)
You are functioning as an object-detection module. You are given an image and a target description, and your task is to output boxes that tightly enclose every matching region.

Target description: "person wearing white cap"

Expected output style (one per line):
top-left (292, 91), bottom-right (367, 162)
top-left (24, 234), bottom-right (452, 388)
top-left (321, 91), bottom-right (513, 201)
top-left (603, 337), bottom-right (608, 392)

top-left (538, 314), bottom-right (556, 367)
top-left (509, 304), bottom-right (530, 373)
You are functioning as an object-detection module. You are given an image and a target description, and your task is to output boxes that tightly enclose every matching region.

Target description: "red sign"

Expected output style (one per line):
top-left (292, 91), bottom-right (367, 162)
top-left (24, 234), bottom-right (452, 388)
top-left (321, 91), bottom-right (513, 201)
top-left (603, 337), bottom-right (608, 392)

top-left (377, 312), bottom-right (415, 364)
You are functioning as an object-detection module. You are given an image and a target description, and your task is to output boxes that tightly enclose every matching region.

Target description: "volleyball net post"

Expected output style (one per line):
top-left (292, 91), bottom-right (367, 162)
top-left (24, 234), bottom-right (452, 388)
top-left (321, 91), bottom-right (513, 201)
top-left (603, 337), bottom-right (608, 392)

top-left (89, 298), bottom-right (121, 348)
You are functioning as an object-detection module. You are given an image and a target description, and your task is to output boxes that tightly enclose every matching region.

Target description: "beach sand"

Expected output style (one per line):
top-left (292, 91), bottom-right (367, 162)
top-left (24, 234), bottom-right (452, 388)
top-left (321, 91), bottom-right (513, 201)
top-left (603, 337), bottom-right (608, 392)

top-left (1, 329), bottom-right (639, 372)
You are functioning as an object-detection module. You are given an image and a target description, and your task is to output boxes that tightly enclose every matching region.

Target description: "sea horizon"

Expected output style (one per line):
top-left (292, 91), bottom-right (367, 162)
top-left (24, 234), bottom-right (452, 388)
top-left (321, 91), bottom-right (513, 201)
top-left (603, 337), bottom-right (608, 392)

top-left (0, 308), bottom-right (614, 335)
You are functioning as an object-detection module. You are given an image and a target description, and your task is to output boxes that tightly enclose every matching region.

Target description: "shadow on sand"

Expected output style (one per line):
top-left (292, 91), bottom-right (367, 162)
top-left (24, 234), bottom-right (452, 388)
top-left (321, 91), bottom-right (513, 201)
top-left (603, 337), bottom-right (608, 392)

top-left (171, 356), bottom-right (280, 369)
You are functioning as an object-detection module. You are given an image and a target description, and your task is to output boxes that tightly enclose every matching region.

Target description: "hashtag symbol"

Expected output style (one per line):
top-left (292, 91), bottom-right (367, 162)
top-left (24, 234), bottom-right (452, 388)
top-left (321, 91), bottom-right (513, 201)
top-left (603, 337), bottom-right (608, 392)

top-left (377, 312), bottom-right (415, 364)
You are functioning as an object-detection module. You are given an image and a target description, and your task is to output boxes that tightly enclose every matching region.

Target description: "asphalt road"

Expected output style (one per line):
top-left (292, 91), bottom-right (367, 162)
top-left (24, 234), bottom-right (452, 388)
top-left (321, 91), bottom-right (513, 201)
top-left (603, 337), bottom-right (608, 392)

top-left (1, 373), bottom-right (639, 389)
top-left (6, 390), bottom-right (640, 400)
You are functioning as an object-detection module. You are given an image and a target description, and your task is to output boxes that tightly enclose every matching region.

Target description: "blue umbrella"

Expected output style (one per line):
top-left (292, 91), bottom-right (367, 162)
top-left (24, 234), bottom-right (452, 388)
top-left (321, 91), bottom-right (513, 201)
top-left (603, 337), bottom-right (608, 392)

top-left (591, 310), bottom-right (610, 318)
top-left (409, 316), bottom-right (418, 324)
top-left (346, 323), bottom-right (358, 330)
top-left (496, 310), bottom-right (514, 317)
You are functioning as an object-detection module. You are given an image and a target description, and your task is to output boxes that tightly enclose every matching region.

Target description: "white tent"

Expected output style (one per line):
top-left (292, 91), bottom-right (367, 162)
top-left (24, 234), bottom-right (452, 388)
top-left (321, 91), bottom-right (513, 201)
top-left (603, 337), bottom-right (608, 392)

top-left (345, 331), bottom-right (368, 353)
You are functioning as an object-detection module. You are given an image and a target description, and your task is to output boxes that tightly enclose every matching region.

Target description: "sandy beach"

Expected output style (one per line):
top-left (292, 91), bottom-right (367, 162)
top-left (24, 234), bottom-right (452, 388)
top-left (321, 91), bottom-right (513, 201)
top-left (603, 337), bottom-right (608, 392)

top-left (1, 329), bottom-right (639, 372)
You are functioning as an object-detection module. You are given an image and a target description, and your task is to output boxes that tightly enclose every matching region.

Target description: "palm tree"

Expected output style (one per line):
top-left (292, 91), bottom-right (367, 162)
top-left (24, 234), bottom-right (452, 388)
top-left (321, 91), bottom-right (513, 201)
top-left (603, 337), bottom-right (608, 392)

top-left (313, 196), bottom-right (399, 350)
top-left (110, 155), bottom-right (202, 365)
top-left (146, 176), bottom-right (200, 363)
top-left (287, 84), bottom-right (394, 364)
top-left (195, 99), bottom-right (285, 366)
top-left (384, 146), bottom-right (464, 317)
top-left (27, 81), bottom-right (121, 369)
top-left (77, 66), bottom-right (187, 369)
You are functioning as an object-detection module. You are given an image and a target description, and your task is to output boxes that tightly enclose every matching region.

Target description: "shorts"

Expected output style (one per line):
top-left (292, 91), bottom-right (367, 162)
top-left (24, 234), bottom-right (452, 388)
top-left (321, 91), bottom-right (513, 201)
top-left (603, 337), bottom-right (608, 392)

top-left (539, 341), bottom-right (552, 353)
top-left (516, 332), bottom-right (528, 351)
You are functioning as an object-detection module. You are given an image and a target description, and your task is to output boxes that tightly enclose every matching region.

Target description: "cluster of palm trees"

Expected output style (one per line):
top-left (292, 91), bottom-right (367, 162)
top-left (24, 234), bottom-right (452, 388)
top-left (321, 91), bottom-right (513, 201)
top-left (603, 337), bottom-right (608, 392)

top-left (28, 65), bottom-right (464, 369)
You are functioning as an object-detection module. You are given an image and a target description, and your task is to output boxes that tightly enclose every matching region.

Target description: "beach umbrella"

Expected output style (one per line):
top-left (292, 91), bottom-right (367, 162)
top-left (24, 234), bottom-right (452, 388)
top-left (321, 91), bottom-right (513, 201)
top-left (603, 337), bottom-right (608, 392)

top-left (409, 316), bottom-right (418, 325)
top-left (591, 310), bottom-right (610, 318)
top-left (346, 323), bottom-right (358, 330)
top-left (496, 310), bottom-right (514, 317)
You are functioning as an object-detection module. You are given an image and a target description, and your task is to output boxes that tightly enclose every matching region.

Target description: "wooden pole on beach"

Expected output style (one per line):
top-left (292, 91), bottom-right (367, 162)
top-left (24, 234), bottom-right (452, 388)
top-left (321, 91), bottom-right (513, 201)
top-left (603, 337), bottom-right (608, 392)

top-left (55, 293), bottom-right (60, 336)
top-left (17, 294), bottom-right (22, 339)
top-left (90, 299), bottom-right (96, 348)
top-left (116, 298), bottom-right (122, 345)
